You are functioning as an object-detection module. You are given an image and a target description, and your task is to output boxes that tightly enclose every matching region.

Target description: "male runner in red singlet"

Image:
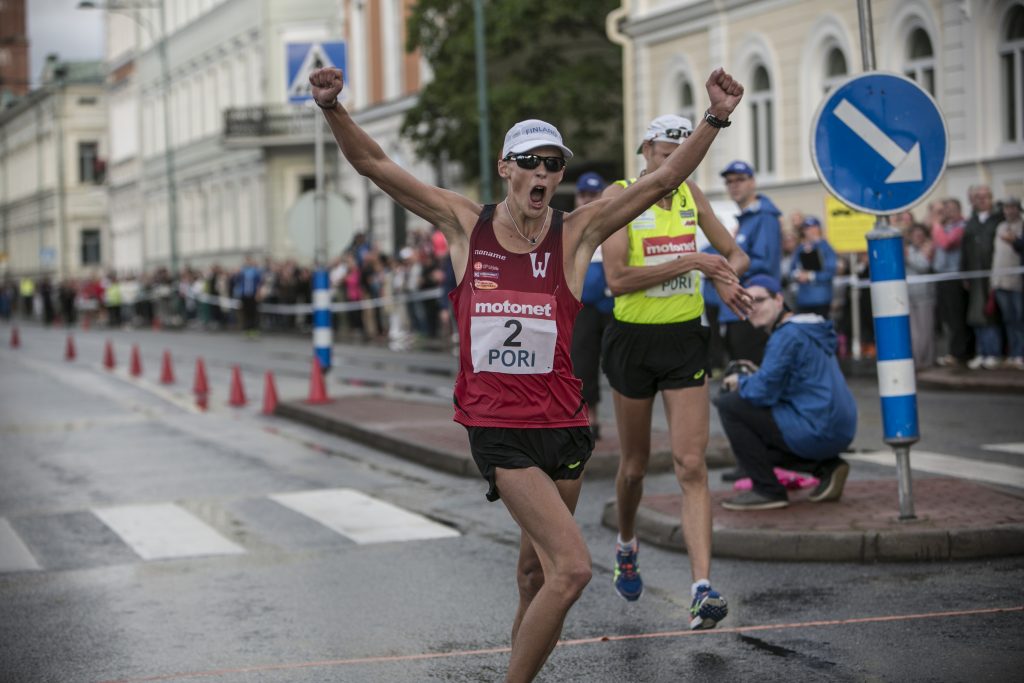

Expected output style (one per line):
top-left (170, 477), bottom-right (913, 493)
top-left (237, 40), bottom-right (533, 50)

top-left (310, 66), bottom-right (746, 683)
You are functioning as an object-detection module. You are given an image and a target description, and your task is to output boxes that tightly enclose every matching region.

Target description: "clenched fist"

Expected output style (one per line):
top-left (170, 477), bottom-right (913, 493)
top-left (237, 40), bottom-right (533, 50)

top-left (309, 67), bottom-right (344, 108)
top-left (705, 68), bottom-right (744, 120)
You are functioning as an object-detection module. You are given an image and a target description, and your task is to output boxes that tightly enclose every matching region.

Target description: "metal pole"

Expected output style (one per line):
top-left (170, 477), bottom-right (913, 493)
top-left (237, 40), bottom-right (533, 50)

top-left (866, 216), bottom-right (919, 521)
top-left (157, 0), bottom-right (179, 275)
top-left (894, 445), bottom-right (915, 520)
top-left (857, 0), bottom-right (876, 71)
top-left (54, 79), bottom-right (67, 280)
top-left (312, 111), bottom-right (332, 372)
top-left (849, 253), bottom-right (861, 359)
top-left (473, 0), bottom-right (492, 203)
top-left (314, 114), bottom-right (326, 266)
top-left (858, 0), bottom-right (918, 520)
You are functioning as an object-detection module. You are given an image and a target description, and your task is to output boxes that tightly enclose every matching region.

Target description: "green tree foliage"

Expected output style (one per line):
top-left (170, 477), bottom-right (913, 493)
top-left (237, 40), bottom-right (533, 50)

top-left (403, 0), bottom-right (623, 184)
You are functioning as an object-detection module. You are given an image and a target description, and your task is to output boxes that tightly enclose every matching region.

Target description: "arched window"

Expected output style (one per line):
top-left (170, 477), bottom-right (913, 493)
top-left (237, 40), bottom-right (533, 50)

top-left (903, 27), bottom-right (935, 95)
top-left (1001, 4), bottom-right (1024, 142)
top-left (823, 46), bottom-right (848, 93)
top-left (749, 64), bottom-right (774, 174)
top-left (678, 78), bottom-right (696, 125)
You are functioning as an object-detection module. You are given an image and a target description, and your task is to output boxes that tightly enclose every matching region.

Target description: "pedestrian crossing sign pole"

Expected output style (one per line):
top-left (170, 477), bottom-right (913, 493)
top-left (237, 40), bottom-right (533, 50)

top-left (286, 41), bottom-right (347, 372)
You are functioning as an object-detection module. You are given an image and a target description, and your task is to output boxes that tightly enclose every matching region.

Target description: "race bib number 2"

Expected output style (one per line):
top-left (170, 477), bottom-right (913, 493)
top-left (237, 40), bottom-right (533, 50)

top-left (470, 290), bottom-right (557, 374)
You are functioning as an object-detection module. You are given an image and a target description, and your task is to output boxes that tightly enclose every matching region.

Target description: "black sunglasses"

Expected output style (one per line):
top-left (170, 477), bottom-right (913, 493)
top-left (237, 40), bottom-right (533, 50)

top-left (663, 128), bottom-right (690, 140)
top-left (504, 154), bottom-right (567, 172)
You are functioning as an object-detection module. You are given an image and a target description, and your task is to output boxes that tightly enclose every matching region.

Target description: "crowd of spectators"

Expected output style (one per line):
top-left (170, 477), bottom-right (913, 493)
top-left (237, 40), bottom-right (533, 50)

top-left (0, 226), bottom-right (456, 349)
top-left (2, 187), bottom-right (1021, 369)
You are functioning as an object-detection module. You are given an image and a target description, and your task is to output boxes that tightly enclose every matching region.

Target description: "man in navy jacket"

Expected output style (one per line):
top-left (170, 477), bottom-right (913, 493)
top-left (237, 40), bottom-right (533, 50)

top-left (715, 275), bottom-right (857, 510)
top-left (718, 161), bottom-right (782, 364)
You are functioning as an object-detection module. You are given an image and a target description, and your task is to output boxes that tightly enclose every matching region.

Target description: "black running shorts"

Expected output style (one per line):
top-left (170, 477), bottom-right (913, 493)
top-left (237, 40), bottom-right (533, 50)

top-left (601, 317), bottom-right (709, 399)
top-left (466, 426), bottom-right (595, 502)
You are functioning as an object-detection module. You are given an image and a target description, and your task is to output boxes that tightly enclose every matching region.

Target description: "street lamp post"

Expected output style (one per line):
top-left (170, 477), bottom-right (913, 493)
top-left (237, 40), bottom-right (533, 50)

top-left (79, 0), bottom-right (179, 275)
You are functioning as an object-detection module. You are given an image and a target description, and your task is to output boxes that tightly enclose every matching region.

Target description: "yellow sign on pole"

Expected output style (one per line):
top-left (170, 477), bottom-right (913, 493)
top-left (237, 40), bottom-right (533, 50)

top-left (824, 195), bottom-right (875, 253)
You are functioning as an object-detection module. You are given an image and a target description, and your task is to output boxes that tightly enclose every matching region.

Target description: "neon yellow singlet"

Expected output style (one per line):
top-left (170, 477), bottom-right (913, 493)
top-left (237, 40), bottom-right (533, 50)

top-left (612, 179), bottom-right (703, 324)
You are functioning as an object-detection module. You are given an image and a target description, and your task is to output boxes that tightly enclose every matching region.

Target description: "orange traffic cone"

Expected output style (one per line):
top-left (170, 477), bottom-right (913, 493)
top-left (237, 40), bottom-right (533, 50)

top-left (228, 365), bottom-right (247, 407)
top-left (81, 315), bottom-right (90, 331)
top-left (103, 340), bottom-right (116, 370)
top-left (262, 371), bottom-right (279, 416)
top-left (10, 326), bottom-right (19, 348)
top-left (193, 357), bottom-right (209, 410)
top-left (152, 316), bottom-right (162, 332)
top-left (159, 350), bottom-right (175, 385)
top-left (130, 344), bottom-right (143, 377)
top-left (306, 356), bottom-right (330, 404)
top-left (65, 334), bottom-right (76, 361)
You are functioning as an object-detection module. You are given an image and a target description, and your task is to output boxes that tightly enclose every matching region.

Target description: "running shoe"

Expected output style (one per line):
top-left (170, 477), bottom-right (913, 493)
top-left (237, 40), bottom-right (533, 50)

top-left (689, 584), bottom-right (728, 630)
top-left (613, 544), bottom-right (643, 601)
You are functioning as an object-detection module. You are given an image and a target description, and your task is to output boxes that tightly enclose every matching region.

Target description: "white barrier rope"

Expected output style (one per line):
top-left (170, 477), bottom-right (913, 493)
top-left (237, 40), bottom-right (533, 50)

top-left (69, 264), bottom-right (1024, 314)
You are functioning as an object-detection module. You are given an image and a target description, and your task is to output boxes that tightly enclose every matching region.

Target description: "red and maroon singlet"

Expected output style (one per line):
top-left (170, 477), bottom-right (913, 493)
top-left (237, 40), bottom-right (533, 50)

top-left (450, 205), bottom-right (589, 429)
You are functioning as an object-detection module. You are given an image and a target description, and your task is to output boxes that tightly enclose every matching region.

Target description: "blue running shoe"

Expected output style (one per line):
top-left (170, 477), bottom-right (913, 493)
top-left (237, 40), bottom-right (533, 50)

top-left (689, 584), bottom-right (728, 630)
top-left (613, 544), bottom-right (643, 601)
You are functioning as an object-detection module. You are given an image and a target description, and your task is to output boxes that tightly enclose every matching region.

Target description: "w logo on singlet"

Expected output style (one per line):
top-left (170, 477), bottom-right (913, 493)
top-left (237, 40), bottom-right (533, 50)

top-left (530, 252), bottom-right (551, 279)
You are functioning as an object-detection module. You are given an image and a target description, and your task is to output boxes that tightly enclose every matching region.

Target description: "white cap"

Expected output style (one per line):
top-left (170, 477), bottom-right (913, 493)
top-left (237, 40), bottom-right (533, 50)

top-left (501, 119), bottom-right (574, 159)
top-left (637, 114), bottom-right (694, 154)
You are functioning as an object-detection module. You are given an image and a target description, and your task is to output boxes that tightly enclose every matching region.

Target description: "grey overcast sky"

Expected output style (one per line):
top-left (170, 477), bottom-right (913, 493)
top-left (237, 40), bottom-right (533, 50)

top-left (28, 0), bottom-right (104, 86)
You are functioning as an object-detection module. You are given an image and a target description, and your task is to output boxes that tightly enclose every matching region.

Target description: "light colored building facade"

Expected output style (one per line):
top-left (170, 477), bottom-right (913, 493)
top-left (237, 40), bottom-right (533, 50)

top-left (0, 58), bottom-right (107, 279)
top-left (612, 0), bottom-right (1024, 223)
top-left (104, 0), bottom-right (344, 274)
top-left (102, 0), bottom-right (436, 275)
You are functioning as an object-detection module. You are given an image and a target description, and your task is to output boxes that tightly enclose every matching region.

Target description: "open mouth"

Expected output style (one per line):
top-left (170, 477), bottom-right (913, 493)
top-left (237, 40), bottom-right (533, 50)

top-left (529, 185), bottom-right (546, 207)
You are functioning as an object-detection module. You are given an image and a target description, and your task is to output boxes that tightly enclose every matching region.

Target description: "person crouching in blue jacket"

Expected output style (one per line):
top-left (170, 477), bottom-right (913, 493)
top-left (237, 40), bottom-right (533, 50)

top-left (714, 274), bottom-right (857, 510)
top-left (789, 216), bottom-right (837, 318)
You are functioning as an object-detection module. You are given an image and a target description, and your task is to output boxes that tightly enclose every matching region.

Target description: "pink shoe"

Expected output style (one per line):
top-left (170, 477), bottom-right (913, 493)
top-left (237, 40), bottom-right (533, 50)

top-left (732, 468), bottom-right (819, 491)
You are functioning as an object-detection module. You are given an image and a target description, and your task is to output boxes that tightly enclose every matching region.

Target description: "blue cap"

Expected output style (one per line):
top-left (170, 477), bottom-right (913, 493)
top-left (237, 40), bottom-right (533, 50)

top-left (801, 216), bottom-right (822, 229)
top-left (745, 274), bottom-right (782, 295)
top-left (576, 171), bottom-right (607, 193)
top-left (720, 160), bottom-right (755, 177)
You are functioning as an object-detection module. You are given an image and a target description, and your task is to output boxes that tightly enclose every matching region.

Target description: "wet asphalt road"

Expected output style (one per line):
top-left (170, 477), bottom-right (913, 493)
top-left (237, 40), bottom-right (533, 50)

top-left (1, 324), bottom-right (1022, 682)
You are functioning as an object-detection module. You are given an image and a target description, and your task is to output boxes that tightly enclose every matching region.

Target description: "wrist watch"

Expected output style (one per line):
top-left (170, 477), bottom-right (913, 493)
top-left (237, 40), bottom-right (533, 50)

top-left (704, 109), bottom-right (731, 128)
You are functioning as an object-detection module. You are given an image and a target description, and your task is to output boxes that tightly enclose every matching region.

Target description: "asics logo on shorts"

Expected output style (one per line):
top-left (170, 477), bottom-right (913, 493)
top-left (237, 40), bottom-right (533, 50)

top-left (566, 461), bottom-right (582, 469)
top-left (693, 369), bottom-right (705, 380)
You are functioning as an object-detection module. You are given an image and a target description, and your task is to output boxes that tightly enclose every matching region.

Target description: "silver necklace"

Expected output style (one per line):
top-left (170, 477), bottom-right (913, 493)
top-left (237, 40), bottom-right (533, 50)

top-left (504, 199), bottom-right (547, 246)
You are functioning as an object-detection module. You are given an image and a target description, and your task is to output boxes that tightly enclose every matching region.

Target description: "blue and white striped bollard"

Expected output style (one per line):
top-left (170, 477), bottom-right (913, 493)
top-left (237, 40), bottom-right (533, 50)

top-left (313, 269), bottom-right (332, 372)
top-left (867, 221), bottom-right (920, 519)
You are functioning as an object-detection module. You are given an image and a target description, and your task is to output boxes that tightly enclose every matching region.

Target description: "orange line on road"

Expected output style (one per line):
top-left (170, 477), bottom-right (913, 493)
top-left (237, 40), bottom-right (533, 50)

top-left (97, 605), bottom-right (1024, 683)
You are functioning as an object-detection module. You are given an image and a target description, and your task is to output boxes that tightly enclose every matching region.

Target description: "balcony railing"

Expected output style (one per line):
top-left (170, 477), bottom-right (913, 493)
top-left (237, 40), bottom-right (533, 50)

top-left (223, 105), bottom-right (318, 144)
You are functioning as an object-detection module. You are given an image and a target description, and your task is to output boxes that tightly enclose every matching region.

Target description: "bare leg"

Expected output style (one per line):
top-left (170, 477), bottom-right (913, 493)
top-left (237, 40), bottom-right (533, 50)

top-left (497, 468), bottom-right (591, 683)
top-left (611, 389), bottom-right (654, 540)
top-left (662, 383), bottom-right (711, 581)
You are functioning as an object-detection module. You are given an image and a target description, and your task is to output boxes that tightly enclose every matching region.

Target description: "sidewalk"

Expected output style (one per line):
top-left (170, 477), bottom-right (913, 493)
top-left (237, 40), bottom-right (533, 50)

top-left (276, 393), bottom-right (735, 478)
top-left (601, 478), bottom-right (1024, 562)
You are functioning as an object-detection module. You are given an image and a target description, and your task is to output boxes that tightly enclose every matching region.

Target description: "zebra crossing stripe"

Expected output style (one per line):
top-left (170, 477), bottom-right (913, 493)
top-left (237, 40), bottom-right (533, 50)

top-left (0, 518), bottom-right (40, 572)
top-left (848, 450), bottom-right (1024, 489)
top-left (93, 503), bottom-right (245, 561)
top-left (270, 488), bottom-right (460, 545)
top-left (982, 443), bottom-right (1024, 456)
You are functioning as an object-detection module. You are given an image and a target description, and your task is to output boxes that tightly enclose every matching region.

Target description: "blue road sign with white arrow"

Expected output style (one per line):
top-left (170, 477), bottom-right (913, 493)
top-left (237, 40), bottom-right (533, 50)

top-left (286, 41), bottom-right (347, 104)
top-left (811, 72), bottom-right (948, 215)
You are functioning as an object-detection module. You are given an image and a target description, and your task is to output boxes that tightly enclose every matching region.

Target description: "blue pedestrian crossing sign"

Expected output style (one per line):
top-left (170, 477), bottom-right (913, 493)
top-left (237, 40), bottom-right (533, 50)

top-left (286, 41), bottom-right (347, 104)
top-left (811, 72), bottom-right (948, 215)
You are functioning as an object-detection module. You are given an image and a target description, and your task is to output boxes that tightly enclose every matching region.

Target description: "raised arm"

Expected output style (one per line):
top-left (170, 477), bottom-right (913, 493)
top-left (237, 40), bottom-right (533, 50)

top-left (309, 68), bottom-right (479, 254)
top-left (569, 68), bottom-right (744, 253)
